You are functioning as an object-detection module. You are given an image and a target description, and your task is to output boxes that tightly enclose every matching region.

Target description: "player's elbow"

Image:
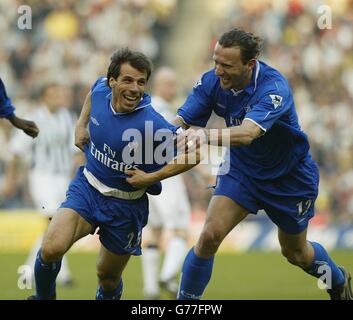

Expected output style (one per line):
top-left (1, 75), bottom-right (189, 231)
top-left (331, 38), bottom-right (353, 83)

top-left (235, 131), bottom-right (256, 146)
top-left (241, 127), bottom-right (262, 146)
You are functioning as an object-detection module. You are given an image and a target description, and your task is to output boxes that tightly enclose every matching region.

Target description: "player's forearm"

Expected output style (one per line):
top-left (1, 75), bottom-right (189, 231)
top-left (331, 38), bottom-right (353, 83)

top-left (205, 127), bottom-right (258, 147)
top-left (149, 152), bottom-right (201, 182)
top-left (76, 91), bottom-right (91, 128)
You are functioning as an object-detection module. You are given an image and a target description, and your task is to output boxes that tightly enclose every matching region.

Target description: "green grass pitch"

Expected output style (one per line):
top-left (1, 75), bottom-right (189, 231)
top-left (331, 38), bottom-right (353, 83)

top-left (1, 251), bottom-right (352, 300)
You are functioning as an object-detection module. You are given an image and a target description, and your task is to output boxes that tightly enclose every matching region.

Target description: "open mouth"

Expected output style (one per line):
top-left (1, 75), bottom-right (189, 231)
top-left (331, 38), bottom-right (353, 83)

top-left (123, 94), bottom-right (139, 103)
top-left (220, 78), bottom-right (232, 87)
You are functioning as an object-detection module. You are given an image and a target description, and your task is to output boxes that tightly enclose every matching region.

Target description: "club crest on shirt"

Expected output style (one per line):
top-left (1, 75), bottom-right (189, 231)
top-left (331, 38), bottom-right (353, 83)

top-left (269, 94), bottom-right (283, 109)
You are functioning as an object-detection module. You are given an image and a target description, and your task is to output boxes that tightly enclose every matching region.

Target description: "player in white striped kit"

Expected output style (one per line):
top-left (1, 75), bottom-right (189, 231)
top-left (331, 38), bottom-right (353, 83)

top-left (4, 84), bottom-right (82, 286)
top-left (142, 67), bottom-right (191, 299)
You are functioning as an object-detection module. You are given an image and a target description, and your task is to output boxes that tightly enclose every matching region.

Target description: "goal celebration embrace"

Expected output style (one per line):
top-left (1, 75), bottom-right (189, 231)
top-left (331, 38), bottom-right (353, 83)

top-left (125, 28), bottom-right (353, 301)
top-left (1, 0), bottom-right (352, 301)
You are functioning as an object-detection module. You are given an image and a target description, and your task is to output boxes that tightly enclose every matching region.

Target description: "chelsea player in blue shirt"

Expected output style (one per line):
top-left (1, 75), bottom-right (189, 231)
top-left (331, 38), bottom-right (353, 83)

top-left (127, 29), bottom-right (352, 300)
top-left (0, 78), bottom-right (39, 138)
top-left (28, 48), bottom-right (195, 300)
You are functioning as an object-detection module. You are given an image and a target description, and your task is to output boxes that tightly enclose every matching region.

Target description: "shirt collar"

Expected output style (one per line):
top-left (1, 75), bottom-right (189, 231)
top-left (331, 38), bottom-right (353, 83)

top-left (243, 60), bottom-right (260, 95)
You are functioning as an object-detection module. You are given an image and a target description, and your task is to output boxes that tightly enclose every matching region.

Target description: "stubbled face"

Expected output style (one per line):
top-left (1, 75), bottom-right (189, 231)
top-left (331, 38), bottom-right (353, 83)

top-left (109, 63), bottom-right (147, 113)
top-left (213, 42), bottom-right (255, 90)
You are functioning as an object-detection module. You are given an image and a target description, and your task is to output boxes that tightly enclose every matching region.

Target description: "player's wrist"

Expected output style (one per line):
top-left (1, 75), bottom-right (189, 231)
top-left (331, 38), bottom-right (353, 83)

top-left (8, 114), bottom-right (24, 128)
top-left (7, 113), bottom-right (17, 123)
top-left (148, 171), bottom-right (162, 183)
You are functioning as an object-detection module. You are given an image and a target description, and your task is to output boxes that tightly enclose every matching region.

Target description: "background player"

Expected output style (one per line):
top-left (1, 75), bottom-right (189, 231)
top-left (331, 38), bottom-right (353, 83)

top-left (3, 83), bottom-right (82, 287)
top-left (141, 67), bottom-right (191, 299)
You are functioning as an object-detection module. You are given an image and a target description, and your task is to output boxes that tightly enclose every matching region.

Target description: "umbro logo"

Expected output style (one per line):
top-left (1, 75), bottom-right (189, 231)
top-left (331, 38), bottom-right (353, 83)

top-left (193, 79), bottom-right (202, 88)
top-left (91, 116), bottom-right (100, 126)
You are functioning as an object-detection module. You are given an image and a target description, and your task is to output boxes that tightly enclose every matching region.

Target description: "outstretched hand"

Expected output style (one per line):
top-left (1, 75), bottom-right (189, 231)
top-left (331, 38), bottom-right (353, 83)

top-left (75, 125), bottom-right (90, 152)
top-left (9, 116), bottom-right (39, 138)
top-left (125, 168), bottom-right (155, 189)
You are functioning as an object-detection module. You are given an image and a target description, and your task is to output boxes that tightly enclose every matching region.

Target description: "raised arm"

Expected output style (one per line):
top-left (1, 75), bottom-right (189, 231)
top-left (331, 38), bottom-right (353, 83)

top-left (74, 91), bottom-right (91, 151)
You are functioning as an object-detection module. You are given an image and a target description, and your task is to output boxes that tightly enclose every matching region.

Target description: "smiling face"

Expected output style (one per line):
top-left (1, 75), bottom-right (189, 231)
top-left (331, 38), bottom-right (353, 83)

top-left (213, 42), bottom-right (255, 91)
top-left (109, 62), bottom-right (148, 113)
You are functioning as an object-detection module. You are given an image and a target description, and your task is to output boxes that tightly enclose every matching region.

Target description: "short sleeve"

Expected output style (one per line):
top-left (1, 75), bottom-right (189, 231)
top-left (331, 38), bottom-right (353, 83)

top-left (244, 82), bottom-right (290, 132)
top-left (177, 72), bottom-right (214, 127)
top-left (91, 77), bottom-right (107, 93)
top-left (0, 78), bottom-right (15, 118)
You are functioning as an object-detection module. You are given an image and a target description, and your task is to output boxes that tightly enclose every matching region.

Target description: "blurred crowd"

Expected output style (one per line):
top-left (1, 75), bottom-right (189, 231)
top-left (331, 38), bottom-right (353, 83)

top-left (0, 0), bottom-right (177, 107)
top-left (1, 0), bottom-right (352, 224)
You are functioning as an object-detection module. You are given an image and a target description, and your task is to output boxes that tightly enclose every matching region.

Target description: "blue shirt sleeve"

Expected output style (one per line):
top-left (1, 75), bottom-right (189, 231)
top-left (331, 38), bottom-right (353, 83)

top-left (244, 80), bottom-right (291, 131)
top-left (0, 78), bottom-right (15, 118)
top-left (177, 72), bottom-right (214, 127)
top-left (91, 77), bottom-right (108, 93)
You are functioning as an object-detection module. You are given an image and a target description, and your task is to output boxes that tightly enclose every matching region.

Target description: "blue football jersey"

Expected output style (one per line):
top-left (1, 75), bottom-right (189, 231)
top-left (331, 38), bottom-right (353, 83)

top-left (0, 78), bottom-right (15, 118)
top-left (84, 77), bottom-right (178, 191)
top-left (178, 61), bottom-right (312, 180)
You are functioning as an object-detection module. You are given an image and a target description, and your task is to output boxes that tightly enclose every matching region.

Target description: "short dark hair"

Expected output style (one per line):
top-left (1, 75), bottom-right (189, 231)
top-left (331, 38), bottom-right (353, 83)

top-left (218, 28), bottom-right (263, 64)
top-left (107, 48), bottom-right (153, 87)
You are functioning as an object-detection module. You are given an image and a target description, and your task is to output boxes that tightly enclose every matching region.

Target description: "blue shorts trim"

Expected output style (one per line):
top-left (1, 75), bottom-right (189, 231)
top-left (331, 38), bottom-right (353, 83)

top-left (213, 161), bottom-right (319, 234)
top-left (60, 167), bottom-right (148, 256)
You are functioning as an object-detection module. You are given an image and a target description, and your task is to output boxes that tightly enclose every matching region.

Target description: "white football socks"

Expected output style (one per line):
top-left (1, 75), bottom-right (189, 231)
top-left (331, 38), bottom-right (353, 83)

top-left (142, 246), bottom-right (160, 298)
top-left (57, 255), bottom-right (72, 284)
top-left (160, 237), bottom-right (187, 282)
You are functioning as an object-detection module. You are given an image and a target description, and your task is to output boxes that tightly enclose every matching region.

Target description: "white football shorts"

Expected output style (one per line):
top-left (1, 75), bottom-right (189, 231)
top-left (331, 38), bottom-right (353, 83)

top-left (148, 175), bottom-right (191, 230)
top-left (29, 171), bottom-right (70, 217)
